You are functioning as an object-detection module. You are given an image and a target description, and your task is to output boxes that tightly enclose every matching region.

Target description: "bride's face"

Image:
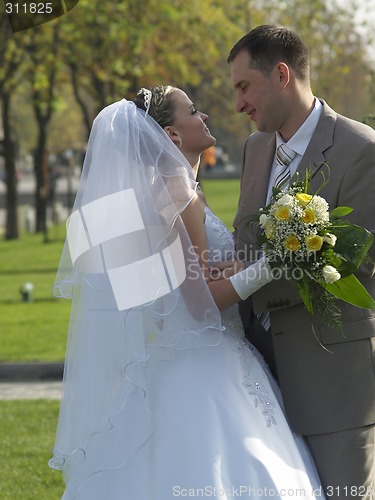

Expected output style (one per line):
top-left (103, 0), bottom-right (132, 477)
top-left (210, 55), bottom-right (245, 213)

top-left (170, 89), bottom-right (216, 156)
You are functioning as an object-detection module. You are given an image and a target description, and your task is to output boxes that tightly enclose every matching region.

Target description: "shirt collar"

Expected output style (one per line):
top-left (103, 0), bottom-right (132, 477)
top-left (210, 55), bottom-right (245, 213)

top-left (276, 97), bottom-right (323, 156)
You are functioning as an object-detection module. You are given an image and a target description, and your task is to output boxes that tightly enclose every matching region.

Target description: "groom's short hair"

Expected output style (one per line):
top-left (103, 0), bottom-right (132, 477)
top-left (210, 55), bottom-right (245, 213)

top-left (227, 24), bottom-right (310, 83)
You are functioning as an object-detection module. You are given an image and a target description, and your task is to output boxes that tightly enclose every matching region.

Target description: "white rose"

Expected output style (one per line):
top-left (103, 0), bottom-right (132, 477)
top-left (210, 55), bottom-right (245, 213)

top-left (276, 194), bottom-right (294, 206)
top-left (322, 265), bottom-right (341, 284)
top-left (324, 233), bottom-right (337, 246)
top-left (259, 213), bottom-right (268, 228)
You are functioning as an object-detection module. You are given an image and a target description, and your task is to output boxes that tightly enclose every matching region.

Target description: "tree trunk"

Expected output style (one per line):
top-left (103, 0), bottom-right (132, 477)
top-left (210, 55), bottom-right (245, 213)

top-left (28, 23), bottom-right (60, 237)
top-left (1, 93), bottom-right (19, 240)
top-left (33, 124), bottom-right (49, 234)
top-left (70, 62), bottom-right (93, 137)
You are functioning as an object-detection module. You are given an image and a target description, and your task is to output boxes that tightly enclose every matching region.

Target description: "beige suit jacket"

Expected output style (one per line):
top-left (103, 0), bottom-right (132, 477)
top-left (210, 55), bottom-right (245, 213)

top-left (234, 100), bottom-right (375, 435)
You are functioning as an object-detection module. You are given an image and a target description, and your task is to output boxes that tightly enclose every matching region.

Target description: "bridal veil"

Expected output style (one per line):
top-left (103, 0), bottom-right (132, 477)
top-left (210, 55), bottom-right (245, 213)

top-left (49, 99), bottom-right (223, 497)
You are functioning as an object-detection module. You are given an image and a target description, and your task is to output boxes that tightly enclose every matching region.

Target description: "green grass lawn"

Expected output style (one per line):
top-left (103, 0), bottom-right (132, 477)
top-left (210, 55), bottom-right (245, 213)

top-left (0, 400), bottom-right (64, 499)
top-left (201, 177), bottom-right (240, 229)
top-left (0, 178), bottom-right (240, 363)
top-left (0, 225), bottom-right (70, 362)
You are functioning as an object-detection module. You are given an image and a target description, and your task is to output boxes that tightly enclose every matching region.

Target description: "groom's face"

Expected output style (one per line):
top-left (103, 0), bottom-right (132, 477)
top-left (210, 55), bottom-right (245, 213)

top-left (230, 50), bottom-right (286, 134)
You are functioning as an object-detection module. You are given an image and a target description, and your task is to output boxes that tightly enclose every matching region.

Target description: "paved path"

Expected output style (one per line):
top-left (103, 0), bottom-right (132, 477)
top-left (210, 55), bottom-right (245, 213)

top-left (0, 363), bottom-right (63, 400)
top-left (0, 381), bottom-right (62, 400)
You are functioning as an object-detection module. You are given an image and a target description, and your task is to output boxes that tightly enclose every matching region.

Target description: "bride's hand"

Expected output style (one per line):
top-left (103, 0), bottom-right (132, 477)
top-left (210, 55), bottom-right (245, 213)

top-left (208, 260), bottom-right (246, 281)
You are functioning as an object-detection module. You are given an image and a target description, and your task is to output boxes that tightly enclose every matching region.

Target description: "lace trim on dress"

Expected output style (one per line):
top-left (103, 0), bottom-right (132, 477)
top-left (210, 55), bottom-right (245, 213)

top-left (203, 207), bottom-right (235, 263)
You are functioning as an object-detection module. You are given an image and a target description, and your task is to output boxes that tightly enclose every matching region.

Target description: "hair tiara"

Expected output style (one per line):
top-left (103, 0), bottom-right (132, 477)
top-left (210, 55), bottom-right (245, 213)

top-left (137, 88), bottom-right (152, 116)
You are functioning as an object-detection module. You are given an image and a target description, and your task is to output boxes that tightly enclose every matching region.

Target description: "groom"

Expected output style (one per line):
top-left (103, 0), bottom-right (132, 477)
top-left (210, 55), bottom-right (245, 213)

top-left (227, 25), bottom-right (375, 498)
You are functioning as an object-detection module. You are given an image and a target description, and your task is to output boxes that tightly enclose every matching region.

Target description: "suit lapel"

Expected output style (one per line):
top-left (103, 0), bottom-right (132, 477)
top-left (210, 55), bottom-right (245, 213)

top-left (293, 100), bottom-right (336, 192)
top-left (234, 133), bottom-right (275, 249)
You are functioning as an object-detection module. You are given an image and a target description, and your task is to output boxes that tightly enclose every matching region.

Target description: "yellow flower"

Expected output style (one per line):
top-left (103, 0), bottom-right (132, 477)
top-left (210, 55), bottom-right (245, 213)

top-left (296, 193), bottom-right (313, 206)
top-left (284, 234), bottom-right (301, 251)
top-left (302, 207), bottom-right (316, 224)
top-left (275, 206), bottom-right (290, 220)
top-left (305, 235), bottom-right (323, 252)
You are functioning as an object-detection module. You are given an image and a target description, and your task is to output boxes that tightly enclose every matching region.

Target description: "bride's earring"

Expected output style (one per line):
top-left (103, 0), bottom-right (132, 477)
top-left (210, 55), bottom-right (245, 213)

top-left (178, 138), bottom-right (183, 148)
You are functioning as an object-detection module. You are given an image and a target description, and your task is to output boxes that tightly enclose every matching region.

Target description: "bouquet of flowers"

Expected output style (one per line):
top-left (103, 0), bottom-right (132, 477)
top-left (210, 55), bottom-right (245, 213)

top-left (257, 168), bottom-right (375, 329)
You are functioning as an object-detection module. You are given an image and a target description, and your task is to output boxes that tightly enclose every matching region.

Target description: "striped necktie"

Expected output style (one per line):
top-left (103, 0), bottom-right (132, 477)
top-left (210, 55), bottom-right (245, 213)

top-left (274, 143), bottom-right (296, 191)
top-left (259, 144), bottom-right (296, 331)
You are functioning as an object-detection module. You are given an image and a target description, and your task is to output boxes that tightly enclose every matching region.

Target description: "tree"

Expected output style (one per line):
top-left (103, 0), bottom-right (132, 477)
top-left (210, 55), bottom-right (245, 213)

top-left (21, 22), bottom-right (62, 234)
top-left (0, 14), bottom-right (25, 239)
top-left (59, 0), bottom-right (158, 137)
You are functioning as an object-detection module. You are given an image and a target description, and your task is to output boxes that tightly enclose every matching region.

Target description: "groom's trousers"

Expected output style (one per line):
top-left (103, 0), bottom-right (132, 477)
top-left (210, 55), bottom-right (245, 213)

top-left (306, 424), bottom-right (375, 499)
top-left (239, 300), bottom-right (278, 380)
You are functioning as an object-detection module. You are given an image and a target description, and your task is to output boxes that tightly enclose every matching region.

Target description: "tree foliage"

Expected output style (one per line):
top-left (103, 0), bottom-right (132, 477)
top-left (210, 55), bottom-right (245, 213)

top-left (56, 0), bottom-right (243, 134)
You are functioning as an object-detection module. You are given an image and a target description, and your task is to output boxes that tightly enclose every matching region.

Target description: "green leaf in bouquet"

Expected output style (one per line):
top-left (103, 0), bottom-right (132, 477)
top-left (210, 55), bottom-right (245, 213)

top-left (332, 224), bottom-right (373, 274)
top-left (296, 275), bottom-right (314, 314)
top-left (323, 247), bottom-right (341, 265)
top-left (323, 274), bottom-right (375, 309)
top-left (329, 206), bottom-right (353, 219)
top-left (271, 186), bottom-right (282, 200)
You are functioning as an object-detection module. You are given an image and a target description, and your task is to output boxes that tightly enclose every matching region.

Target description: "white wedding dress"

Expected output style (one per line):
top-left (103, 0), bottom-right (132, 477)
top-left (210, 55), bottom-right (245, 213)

top-left (59, 206), bottom-right (325, 499)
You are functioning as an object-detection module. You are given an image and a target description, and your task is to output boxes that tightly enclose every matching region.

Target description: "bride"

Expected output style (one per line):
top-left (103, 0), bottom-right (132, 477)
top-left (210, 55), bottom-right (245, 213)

top-left (49, 86), bottom-right (325, 499)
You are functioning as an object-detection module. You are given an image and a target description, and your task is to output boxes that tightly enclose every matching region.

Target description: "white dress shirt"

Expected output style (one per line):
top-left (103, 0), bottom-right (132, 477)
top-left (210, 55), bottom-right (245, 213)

top-left (266, 98), bottom-right (323, 203)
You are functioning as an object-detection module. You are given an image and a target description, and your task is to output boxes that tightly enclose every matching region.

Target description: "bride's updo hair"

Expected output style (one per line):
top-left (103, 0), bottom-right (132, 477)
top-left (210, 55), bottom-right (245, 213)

top-left (134, 85), bottom-right (177, 128)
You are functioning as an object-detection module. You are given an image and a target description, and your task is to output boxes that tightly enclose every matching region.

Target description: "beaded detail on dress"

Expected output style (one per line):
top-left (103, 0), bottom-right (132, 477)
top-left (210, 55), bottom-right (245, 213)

top-left (204, 206), bottom-right (277, 426)
top-left (234, 337), bottom-right (277, 427)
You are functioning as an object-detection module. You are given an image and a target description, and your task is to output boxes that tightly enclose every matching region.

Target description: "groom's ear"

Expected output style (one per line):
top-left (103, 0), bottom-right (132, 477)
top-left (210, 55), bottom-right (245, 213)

top-left (275, 62), bottom-right (290, 89)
